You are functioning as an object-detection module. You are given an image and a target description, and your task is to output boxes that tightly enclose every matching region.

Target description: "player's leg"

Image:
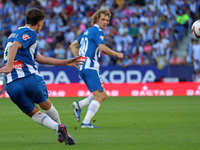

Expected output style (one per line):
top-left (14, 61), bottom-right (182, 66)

top-left (38, 100), bottom-right (75, 145)
top-left (6, 74), bottom-right (75, 145)
top-left (28, 106), bottom-right (74, 145)
top-left (6, 78), bottom-right (59, 131)
top-left (39, 99), bottom-right (70, 143)
top-left (81, 89), bottom-right (107, 128)
top-left (72, 71), bottom-right (93, 122)
top-left (32, 74), bottom-right (74, 145)
top-left (79, 69), bottom-right (107, 128)
top-left (26, 74), bottom-right (61, 125)
top-left (72, 95), bottom-right (94, 122)
top-left (40, 99), bottom-right (61, 124)
top-left (27, 105), bottom-right (59, 131)
top-left (75, 95), bottom-right (94, 109)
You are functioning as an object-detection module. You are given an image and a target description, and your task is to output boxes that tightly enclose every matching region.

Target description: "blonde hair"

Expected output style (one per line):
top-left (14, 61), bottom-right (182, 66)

top-left (91, 9), bottom-right (111, 26)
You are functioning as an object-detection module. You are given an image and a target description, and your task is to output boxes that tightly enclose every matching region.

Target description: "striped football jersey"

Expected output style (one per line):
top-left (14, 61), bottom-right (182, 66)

top-left (4, 26), bottom-right (39, 84)
top-left (77, 24), bottom-right (105, 71)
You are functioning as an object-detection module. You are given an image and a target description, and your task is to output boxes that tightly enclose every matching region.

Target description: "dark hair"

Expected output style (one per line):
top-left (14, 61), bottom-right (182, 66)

top-left (26, 8), bottom-right (45, 25)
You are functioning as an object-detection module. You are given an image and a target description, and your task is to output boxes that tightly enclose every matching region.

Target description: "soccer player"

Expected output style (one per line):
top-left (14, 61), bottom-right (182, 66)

top-left (69, 9), bottom-right (123, 128)
top-left (0, 8), bottom-right (83, 145)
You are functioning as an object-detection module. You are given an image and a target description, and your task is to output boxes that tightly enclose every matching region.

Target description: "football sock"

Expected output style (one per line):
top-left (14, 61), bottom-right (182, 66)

top-left (79, 95), bottom-right (94, 109)
top-left (32, 111), bottom-right (59, 131)
top-left (44, 104), bottom-right (61, 124)
top-left (82, 100), bottom-right (100, 124)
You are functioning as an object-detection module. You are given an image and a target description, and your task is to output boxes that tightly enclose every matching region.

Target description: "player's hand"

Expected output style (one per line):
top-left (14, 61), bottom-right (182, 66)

top-left (0, 65), bottom-right (13, 76)
top-left (117, 53), bottom-right (124, 59)
top-left (66, 56), bottom-right (84, 69)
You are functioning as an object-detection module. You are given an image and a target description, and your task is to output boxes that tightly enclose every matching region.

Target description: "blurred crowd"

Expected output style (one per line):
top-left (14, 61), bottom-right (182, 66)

top-left (0, 0), bottom-right (200, 69)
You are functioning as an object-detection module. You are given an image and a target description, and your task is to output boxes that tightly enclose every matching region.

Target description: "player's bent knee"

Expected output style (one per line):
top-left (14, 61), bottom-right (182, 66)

top-left (39, 99), bottom-right (52, 110)
top-left (26, 106), bottom-right (40, 117)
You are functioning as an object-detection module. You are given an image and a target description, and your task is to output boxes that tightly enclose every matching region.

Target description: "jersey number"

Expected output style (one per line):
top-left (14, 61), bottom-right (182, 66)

top-left (79, 37), bottom-right (88, 56)
top-left (4, 42), bottom-right (13, 61)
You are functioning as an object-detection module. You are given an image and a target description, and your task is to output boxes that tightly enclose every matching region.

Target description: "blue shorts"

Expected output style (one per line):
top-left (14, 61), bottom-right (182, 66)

top-left (6, 74), bottom-right (48, 114)
top-left (79, 69), bottom-right (104, 92)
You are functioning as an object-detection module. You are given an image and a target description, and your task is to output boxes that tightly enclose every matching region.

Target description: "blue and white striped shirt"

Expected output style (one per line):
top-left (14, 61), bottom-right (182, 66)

top-left (77, 24), bottom-right (105, 71)
top-left (4, 26), bottom-right (39, 84)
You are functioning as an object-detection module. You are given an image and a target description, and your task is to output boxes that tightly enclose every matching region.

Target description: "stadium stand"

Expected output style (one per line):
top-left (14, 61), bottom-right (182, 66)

top-left (0, 0), bottom-right (199, 69)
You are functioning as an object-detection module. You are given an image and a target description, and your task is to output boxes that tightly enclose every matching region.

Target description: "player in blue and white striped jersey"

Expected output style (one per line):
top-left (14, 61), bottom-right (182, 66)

top-left (0, 8), bottom-right (83, 145)
top-left (70, 9), bottom-right (123, 128)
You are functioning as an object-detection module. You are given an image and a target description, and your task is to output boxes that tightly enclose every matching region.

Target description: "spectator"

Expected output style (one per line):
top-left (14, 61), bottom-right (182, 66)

top-left (118, 23), bottom-right (129, 36)
top-left (54, 14), bottom-right (64, 26)
top-left (54, 44), bottom-right (65, 59)
top-left (143, 41), bottom-right (153, 56)
top-left (189, 0), bottom-right (198, 22)
top-left (64, 29), bottom-right (76, 44)
top-left (53, 3), bottom-right (62, 14)
top-left (65, 1), bottom-right (74, 15)
top-left (100, 1), bottom-right (110, 10)
top-left (192, 39), bottom-right (200, 70)
top-left (116, 58), bottom-right (123, 66)
top-left (56, 31), bottom-right (65, 44)
top-left (168, 0), bottom-right (177, 17)
top-left (156, 55), bottom-right (166, 70)
top-left (40, 48), bottom-right (49, 57)
top-left (187, 39), bottom-right (194, 58)
top-left (37, 36), bottom-right (47, 50)
top-left (122, 55), bottom-right (132, 68)
top-left (192, 69), bottom-right (200, 82)
top-left (115, 0), bottom-right (125, 9)
top-left (0, 0), bottom-right (193, 67)
top-left (132, 48), bottom-right (143, 65)
top-left (48, 19), bottom-right (57, 33)
top-left (158, 0), bottom-right (168, 16)
top-left (186, 50), bottom-right (193, 65)
top-left (147, 0), bottom-right (156, 12)
top-left (153, 38), bottom-right (165, 56)
top-left (176, 9), bottom-right (189, 35)
top-left (46, 32), bottom-right (54, 44)
top-left (181, 56), bottom-right (189, 65)
top-left (169, 53), bottom-right (182, 65)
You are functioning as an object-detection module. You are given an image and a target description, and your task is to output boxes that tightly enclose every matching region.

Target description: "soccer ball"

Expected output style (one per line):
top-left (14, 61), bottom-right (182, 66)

top-left (191, 20), bottom-right (200, 39)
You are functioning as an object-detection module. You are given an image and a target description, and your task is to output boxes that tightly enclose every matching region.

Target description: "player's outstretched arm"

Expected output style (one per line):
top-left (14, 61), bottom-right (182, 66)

top-left (69, 40), bottom-right (80, 57)
top-left (0, 41), bottom-right (22, 75)
top-left (35, 52), bottom-right (83, 69)
top-left (98, 43), bottom-right (123, 59)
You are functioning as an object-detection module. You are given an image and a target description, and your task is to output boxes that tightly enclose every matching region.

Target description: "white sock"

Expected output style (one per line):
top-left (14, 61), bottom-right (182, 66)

top-left (32, 111), bottom-right (59, 132)
top-left (82, 100), bottom-right (100, 124)
top-left (79, 95), bottom-right (94, 109)
top-left (44, 104), bottom-right (61, 124)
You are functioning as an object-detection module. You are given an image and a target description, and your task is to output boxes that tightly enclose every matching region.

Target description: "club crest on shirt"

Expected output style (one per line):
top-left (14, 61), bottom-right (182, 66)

top-left (101, 82), bottom-right (104, 88)
top-left (22, 34), bottom-right (30, 40)
top-left (100, 36), bottom-right (104, 40)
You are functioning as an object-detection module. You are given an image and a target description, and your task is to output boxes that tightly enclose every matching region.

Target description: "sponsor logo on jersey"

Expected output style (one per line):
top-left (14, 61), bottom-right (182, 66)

top-left (5, 60), bottom-right (24, 69)
top-left (22, 34), bottom-right (30, 40)
top-left (100, 36), bottom-right (104, 40)
top-left (78, 56), bottom-right (87, 62)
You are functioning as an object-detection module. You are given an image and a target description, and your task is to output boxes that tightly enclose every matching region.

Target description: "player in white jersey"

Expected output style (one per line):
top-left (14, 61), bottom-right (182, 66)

top-left (70, 9), bottom-right (123, 128)
top-left (0, 8), bottom-right (83, 145)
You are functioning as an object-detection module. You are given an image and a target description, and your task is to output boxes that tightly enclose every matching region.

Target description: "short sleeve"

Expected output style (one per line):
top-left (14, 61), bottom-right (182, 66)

top-left (15, 30), bottom-right (37, 49)
top-left (94, 29), bottom-right (105, 46)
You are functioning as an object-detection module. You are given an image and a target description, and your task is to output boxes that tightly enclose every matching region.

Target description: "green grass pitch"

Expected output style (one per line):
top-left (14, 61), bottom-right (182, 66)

top-left (0, 96), bottom-right (199, 150)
